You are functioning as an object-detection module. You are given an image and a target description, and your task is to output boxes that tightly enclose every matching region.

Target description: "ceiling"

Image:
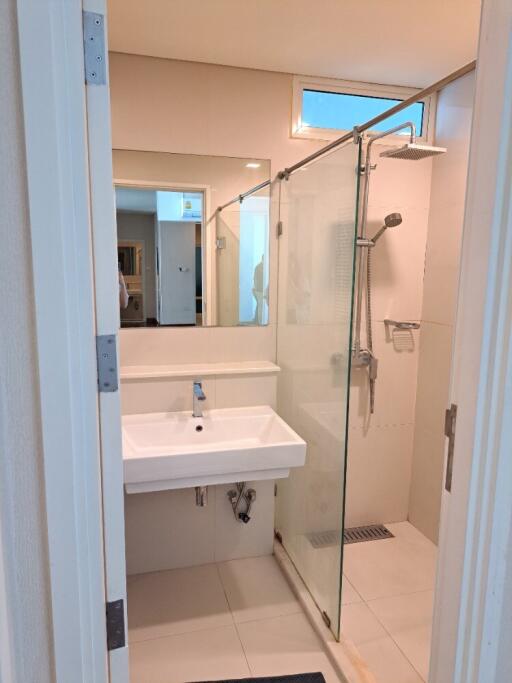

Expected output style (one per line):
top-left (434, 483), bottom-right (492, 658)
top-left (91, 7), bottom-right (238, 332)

top-left (107, 0), bottom-right (481, 88)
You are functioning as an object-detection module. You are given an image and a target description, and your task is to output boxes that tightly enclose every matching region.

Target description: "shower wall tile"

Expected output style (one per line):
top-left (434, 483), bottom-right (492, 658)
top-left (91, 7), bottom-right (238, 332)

top-left (347, 155), bottom-right (431, 526)
top-left (412, 322), bottom-right (453, 435)
top-left (349, 320), bottom-right (420, 429)
top-left (363, 204), bottom-right (430, 322)
top-left (345, 424), bottom-right (415, 528)
top-left (369, 150), bottom-right (433, 211)
top-left (409, 72), bottom-right (475, 544)
top-left (408, 425), bottom-right (446, 544)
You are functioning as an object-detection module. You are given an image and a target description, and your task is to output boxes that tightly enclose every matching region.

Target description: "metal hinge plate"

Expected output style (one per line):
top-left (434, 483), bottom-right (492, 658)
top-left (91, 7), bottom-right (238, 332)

top-left (216, 237), bottom-right (226, 250)
top-left (277, 221), bottom-right (283, 237)
top-left (83, 11), bottom-right (106, 85)
top-left (106, 599), bottom-right (125, 651)
top-left (96, 334), bottom-right (118, 392)
top-left (444, 403), bottom-right (457, 492)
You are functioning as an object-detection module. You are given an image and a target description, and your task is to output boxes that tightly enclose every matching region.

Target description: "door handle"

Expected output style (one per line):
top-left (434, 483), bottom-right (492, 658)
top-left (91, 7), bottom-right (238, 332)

top-left (444, 404), bottom-right (457, 492)
top-left (178, 266), bottom-right (190, 272)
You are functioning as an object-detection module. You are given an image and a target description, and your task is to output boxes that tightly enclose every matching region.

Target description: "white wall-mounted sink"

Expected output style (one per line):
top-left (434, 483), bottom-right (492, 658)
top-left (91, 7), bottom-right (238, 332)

top-left (123, 405), bottom-right (306, 493)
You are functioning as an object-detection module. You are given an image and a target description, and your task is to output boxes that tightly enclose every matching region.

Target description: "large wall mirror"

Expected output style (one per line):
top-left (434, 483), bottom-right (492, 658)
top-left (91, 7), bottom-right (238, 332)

top-left (113, 150), bottom-right (271, 328)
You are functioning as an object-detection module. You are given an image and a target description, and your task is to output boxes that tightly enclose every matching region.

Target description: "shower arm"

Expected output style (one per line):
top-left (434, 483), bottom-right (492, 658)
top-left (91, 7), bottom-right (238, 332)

top-left (352, 122), bottom-right (416, 357)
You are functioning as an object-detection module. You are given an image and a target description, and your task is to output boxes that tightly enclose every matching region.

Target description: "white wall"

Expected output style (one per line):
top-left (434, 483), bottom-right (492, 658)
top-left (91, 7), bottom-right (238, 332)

top-left (345, 148), bottom-right (433, 527)
top-left (110, 52), bottom-right (326, 366)
top-left (409, 72), bottom-right (475, 543)
top-left (109, 53), bottom-right (329, 574)
top-left (0, 1), bottom-right (54, 680)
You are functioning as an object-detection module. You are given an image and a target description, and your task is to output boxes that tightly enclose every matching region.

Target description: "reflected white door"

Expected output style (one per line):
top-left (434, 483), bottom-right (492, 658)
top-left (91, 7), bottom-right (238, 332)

top-left (158, 220), bottom-right (196, 325)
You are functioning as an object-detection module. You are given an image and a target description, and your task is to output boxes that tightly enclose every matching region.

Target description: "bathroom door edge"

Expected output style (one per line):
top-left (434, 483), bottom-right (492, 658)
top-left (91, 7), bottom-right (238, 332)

top-left (83, 0), bottom-right (129, 680)
top-left (14, 0), bottom-right (127, 681)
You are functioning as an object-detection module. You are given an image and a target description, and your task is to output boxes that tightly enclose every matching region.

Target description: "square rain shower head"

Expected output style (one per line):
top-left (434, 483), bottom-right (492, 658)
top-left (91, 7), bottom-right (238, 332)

top-left (380, 143), bottom-right (447, 160)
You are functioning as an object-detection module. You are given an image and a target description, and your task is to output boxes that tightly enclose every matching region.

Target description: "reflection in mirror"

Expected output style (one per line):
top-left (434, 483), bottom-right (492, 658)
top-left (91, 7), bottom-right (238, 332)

top-left (216, 187), bottom-right (270, 326)
top-left (113, 150), bottom-right (271, 328)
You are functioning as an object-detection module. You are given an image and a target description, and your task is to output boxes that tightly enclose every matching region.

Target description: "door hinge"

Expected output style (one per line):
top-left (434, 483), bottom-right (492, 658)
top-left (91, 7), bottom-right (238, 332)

top-left (277, 220), bottom-right (283, 237)
top-left (444, 403), bottom-right (457, 492)
top-left (96, 334), bottom-right (118, 393)
top-left (83, 11), bottom-right (106, 85)
top-left (106, 599), bottom-right (126, 651)
top-left (216, 237), bottom-right (226, 250)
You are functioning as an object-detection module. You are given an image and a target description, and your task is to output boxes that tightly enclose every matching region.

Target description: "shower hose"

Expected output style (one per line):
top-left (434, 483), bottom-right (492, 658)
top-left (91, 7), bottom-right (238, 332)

top-left (366, 248), bottom-right (376, 414)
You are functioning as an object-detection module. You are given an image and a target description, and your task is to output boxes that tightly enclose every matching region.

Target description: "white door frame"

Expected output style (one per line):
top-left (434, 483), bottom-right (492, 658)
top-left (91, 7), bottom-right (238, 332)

top-left (15, 0), bottom-right (117, 681)
top-left (430, 0), bottom-right (512, 681)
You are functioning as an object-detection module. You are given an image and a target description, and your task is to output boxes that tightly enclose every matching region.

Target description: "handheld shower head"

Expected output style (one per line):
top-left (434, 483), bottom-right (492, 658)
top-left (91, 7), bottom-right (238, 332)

top-left (372, 213), bottom-right (403, 243)
top-left (384, 212), bottom-right (403, 228)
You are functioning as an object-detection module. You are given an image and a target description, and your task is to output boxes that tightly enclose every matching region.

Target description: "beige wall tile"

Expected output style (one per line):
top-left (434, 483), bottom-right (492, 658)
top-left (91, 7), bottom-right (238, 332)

top-left (345, 424), bottom-right (415, 527)
top-left (120, 377), bottom-right (216, 415)
top-left (215, 375), bottom-right (276, 409)
top-left (409, 72), bottom-right (475, 542)
top-left (124, 489), bottom-right (216, 574)
top-left (214, 481), bottom-right (275, 562)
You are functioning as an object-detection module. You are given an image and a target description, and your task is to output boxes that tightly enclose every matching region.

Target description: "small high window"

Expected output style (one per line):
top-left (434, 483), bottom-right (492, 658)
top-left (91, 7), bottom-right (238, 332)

top-left (292, 76), bottom-right (434, 142)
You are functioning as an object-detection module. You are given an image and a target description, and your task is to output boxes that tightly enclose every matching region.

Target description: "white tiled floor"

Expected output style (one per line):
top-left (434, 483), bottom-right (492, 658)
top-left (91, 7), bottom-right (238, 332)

top-left (128, 555), bottom-right (341, 683)
top-left (340, 521), bottom-right (437, 683)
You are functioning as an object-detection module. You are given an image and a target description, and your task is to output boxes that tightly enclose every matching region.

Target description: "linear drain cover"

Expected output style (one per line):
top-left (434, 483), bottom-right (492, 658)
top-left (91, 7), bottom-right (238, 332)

top-left (306, 530), bottom-right (341, 549)
top-left (307, 525), bottom-right (394, 549)
top-left (344, 524), bottom-right (394, 545)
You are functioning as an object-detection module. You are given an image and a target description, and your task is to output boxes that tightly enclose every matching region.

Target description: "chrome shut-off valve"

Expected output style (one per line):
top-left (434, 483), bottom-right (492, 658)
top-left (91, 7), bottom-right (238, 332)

top-left (227, 483), bottom-right (256, 524)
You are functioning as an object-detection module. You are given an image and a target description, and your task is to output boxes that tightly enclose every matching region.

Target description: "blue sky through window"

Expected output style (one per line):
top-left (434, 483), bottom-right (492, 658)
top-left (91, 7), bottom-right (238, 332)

top-left (302, 89), bottom-right (424, 136)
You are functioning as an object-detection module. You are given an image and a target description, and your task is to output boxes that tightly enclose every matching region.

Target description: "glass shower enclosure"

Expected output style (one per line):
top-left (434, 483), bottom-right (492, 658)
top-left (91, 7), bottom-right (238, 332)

top-left (274, 139), bottom-right (361, 639)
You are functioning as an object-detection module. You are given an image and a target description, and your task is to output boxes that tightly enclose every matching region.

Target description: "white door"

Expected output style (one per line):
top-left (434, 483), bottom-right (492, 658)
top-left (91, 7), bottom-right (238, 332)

top-left (83, 1), bottom-right (129, 680)
top-left (158, 221), bottom-right (197, 325)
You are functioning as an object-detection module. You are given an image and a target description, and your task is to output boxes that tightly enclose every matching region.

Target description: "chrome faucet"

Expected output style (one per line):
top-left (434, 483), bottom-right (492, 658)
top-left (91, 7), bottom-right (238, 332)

top-left (192, 381), bottom-right (206, 418)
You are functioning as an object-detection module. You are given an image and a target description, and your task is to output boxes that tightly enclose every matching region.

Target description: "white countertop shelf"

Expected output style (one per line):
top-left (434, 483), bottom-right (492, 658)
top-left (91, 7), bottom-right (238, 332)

top-left (120, 360), bottom-right (280, 381)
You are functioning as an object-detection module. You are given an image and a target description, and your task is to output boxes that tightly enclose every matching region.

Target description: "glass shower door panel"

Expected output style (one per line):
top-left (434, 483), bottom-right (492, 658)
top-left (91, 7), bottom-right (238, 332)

top-left (275, 141), bottom-right (359, 639)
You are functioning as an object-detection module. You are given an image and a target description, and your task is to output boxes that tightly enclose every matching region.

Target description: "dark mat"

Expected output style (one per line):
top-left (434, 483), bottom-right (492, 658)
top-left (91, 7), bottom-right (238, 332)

top-left (195, 674), bottom-right (326, 683)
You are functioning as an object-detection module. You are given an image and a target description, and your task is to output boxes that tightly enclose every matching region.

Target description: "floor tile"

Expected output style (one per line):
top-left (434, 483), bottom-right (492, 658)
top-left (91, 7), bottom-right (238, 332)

top-left (367, 590), bottom-right (434, 680)
top-left (355, 635), bottom-right (424, 683)
top-left (341, 576), bottom-right (363, 605)
top-left (218, 555), bottom-right (301, 623)
top-left (236, 613), bottom-right (340, 683)
top-left (129, 624), bottom-right (250, 683)
top-left (343, 522), bottom-right (437, 601)
top-left (340, 603), bottom-right (423, 683)
top-left (340, 602), bottom-right (387, 644)
top-left (127, 564), bottom-right (232, 642)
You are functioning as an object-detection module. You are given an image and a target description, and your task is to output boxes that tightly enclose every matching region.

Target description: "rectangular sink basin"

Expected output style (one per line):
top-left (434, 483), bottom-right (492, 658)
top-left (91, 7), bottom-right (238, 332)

top-left (123, 405), bottom-right (306, 493)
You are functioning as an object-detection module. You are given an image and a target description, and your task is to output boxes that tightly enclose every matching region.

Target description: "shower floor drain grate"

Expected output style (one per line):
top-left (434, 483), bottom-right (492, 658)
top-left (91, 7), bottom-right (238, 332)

top-left (306, 530), bottom-right (341, 549)
top-left (344, 524), bottom-right (394, 545)
top-left (306, 525), bottom-right (394, 549)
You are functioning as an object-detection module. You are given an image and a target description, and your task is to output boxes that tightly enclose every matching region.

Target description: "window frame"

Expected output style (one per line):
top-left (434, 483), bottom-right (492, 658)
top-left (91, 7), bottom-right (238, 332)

top-left (291, 75), bottom-right (436, 144)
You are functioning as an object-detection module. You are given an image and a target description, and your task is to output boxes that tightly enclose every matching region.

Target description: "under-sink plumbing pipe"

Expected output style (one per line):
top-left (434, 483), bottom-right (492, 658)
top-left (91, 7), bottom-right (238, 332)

top-left (227, 483), bottom-right (256, 523)
top-left (195, 486), bottom-right (208, 507)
